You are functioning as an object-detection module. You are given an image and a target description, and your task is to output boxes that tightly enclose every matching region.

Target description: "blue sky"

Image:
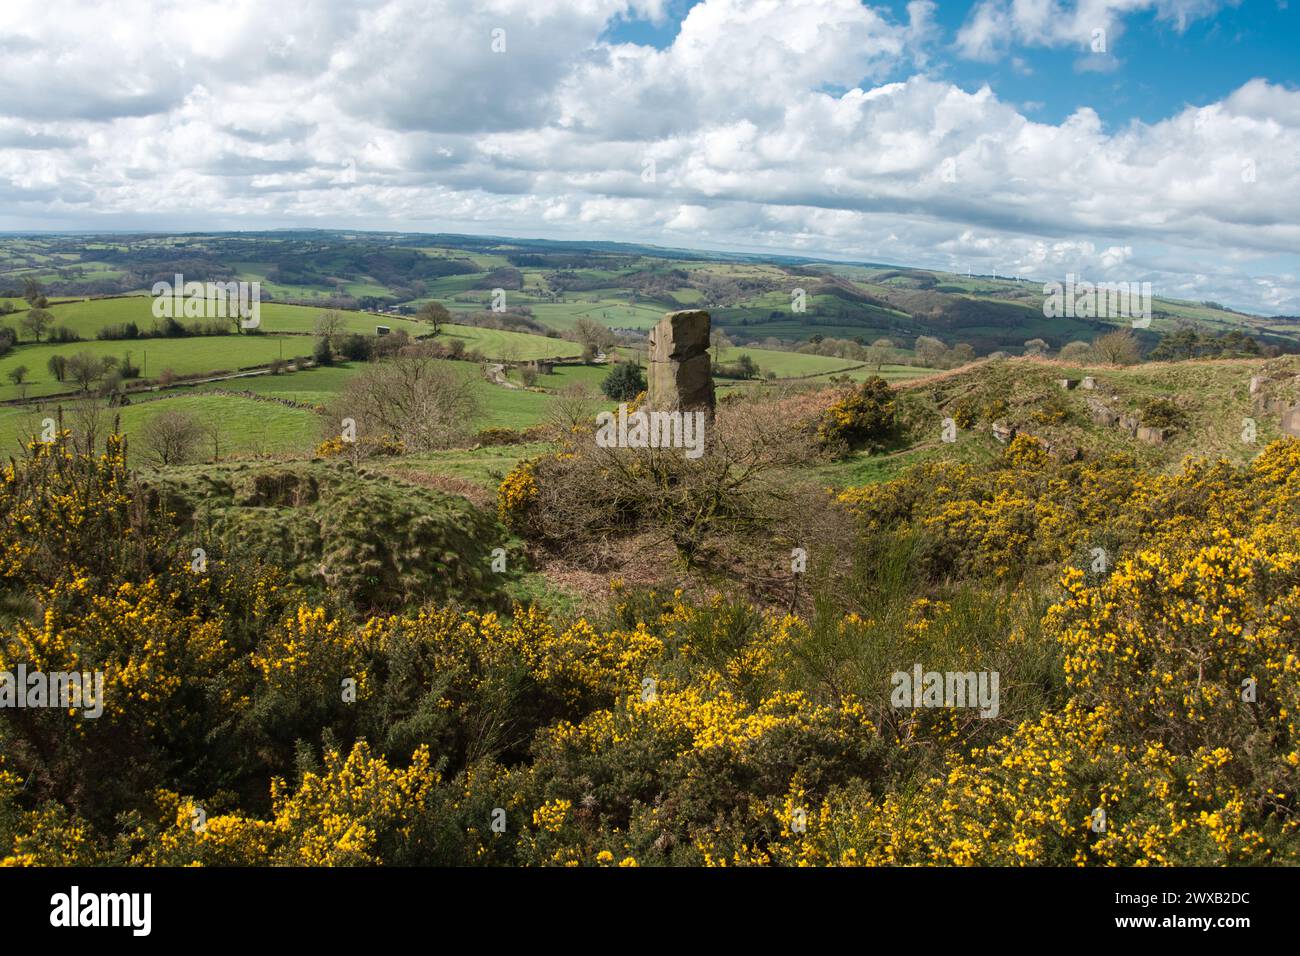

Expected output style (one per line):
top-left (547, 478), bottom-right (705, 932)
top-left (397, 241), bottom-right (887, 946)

top-left (605, 1), bottom-right (1298, 127)
top-left (1, 0), bottom-right (1298, 314)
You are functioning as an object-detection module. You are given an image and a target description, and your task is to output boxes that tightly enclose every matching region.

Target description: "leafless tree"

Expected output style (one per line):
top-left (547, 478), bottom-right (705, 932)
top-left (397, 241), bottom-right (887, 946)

top-left (139, 409), bottom-right (204, 466)
top-left (328, 355), bottom-right (479, 452)
top-left (314, 310), bottom-right (346, 342)
top-left (66, 352), bottom-right (111, 392)
top-left (1092, 329), bottom-right (1142, 365)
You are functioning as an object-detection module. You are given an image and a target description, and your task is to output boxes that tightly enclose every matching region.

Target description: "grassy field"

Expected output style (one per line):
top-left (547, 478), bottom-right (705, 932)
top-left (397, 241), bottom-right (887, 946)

top-left (503, 362), bottom-right (609, 391)
top-left (208, 357), bottom-right (604, 431)
top-left (524, 299), bottom-right (665, 331)
top-left (0, 357), bottom-right (587, 456)
top-left (0, 335), bottom-right (316, 402)
top-left (439, 324), bottom-right (581, 360)
top-left (14, 296), bottom-right (428, 337)
top-left (0, 392), bottom-right (320, 458)
top-left (711, 346), bottom-right (867, 378)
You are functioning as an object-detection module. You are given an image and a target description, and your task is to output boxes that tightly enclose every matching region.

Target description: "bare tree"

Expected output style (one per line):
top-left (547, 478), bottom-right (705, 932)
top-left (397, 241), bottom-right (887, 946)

top-left (1092, 329), bottom-right (1142, 365)
top-left (1058, 340), bottom-right (1092, 362)
top-left (66, 352), bottom-right (110, 392)
top-left (328, 355), bottom-right (479, 452)
top-left (546, 383), bottom-right (599, 436)
top-left (202, 420), bottom-right (223, 462)
top-left (139, 409), bottom-right (203, 466)
top-left (572, 318), bottom-right (616, 360)
top-left (914, 335), bottom-right (948, 368)
top-left (314, 310), bottom-right (346, 342)
top-left (21, 308), bottom-right (52, 342)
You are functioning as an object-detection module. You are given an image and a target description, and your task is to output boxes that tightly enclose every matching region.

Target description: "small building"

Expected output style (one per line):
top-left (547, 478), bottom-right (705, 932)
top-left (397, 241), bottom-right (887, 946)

top-left (376, 325), bottom-right (391, 336)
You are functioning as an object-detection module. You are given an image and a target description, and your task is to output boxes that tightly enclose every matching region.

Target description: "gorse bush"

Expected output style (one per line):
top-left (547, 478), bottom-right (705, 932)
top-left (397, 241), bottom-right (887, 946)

top-left (817, 376), bottom-right (896, 455)
top-left (1, 428), bottom-right (1297, 866)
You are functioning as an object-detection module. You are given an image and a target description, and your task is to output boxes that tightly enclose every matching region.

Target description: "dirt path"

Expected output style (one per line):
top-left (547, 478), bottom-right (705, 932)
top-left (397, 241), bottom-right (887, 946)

top-left (483, 363), bottom-right (523, 389)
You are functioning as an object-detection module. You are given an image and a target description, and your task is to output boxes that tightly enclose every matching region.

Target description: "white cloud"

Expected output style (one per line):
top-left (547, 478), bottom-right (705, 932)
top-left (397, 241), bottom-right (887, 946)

top-left (0, 0), bottom-right (1295, 314)
top-left (955, 0), bottom-right (1234, 61)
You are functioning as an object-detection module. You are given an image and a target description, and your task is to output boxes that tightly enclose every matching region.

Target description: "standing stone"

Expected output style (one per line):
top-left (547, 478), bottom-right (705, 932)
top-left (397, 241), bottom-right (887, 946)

top-left (1081, 376), bottom-right (1097, 390)
top-left (1282, 405), bottom-right (1300, 438)
top-left (647, 310), bottom-right (715, 415)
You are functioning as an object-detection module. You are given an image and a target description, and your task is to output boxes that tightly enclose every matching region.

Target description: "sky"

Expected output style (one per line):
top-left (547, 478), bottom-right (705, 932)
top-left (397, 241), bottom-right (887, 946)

top-left (0, 0), bottom-right (1297, 315)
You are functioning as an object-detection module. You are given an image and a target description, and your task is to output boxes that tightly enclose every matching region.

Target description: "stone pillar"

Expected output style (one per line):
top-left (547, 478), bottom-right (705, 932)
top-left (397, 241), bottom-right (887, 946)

top-left (647, 310), bottom-right (715, 415)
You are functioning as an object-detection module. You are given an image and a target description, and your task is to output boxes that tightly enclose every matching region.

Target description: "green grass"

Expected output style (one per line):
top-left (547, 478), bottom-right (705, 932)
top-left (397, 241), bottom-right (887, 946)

top-left (189, 357), bottom-right (595, 432)
top-left (711, 346), bottom-right (866, 378)
top-left (503, 363), bottom-right (609, 391)
top-left (0, 392), bottom-right (321, 458)
top-left (0, 336), bottom-right (315, 402)
top-left (31, 296), bottom-right (427, 337)
top-left (379, 442), bottom-right (557, 489)
top-left (526, 299), bottom-right (665, 331)
top-left (203, 364), bottom-right (362, 408)
top-left (439, 324), bottom-right (581, 360)
top-left (796, 363), bottom-right (934, 383)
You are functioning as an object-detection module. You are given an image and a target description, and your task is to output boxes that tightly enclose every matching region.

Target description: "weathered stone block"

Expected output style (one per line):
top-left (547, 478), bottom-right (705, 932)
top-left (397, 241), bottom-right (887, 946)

top-left (1087, 397), bottom-right (1119, 427)
top-left (1282, 405), bottom-right (1300, 438)
top-left (647, 310), bottom-right (715, 414)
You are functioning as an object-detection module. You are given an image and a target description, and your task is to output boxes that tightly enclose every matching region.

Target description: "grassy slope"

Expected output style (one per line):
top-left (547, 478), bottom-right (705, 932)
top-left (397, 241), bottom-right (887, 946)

top-left (0, 335), bottom-right (311, 401)
top-left (812, 354), bottom-right (1300, 489)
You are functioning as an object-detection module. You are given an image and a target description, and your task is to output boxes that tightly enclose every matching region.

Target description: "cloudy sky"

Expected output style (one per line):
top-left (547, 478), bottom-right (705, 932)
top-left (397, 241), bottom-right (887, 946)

top-left (1, 0), bottom-right (1297, 314)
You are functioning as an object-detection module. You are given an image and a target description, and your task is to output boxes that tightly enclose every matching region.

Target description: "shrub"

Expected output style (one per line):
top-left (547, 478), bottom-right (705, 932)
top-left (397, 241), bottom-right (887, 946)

top-left (338, 333), bottom-right (372, 362)
top-left (817, 377), bottom-right (896, 454)
top-left (312, 336), bottom-right (334, 366)
top-left (97, 321), bottom-right (140, 340)
top-left (1139, 396), bottom-right (1188, 432)
top-left (601, 362), bottom-right (646, 401)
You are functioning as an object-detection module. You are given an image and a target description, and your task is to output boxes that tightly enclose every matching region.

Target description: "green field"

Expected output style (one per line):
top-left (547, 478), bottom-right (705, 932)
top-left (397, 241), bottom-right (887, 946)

top-left (503, 362), bottom-right (609, 391)
top-left (15, 296), bottom-right (428, 337)
top-left (440, 324), bottom-right (581, 360)
top-left (0, 392), bottom-right (320, 458)
top-left (0, 335), bottom-right (316, 402)
top-left (525, 299), bottom-right (666, 331)
top-left (711, 346), bottom-right (867, 378)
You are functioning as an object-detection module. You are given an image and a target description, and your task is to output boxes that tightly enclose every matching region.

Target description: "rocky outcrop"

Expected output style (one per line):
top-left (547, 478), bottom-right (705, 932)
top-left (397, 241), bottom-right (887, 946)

top-left (1086, 397), bottom-right (1120, 428)
top-left (1283, 406), bottom-right (1300, 438)
top-left (647, 310), bottom-right (715, 415)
